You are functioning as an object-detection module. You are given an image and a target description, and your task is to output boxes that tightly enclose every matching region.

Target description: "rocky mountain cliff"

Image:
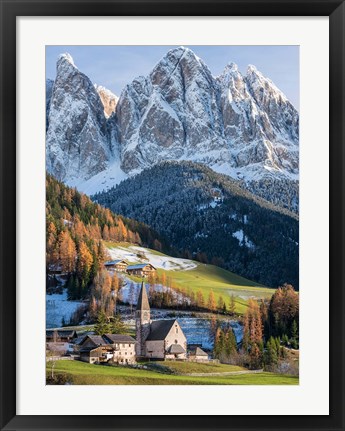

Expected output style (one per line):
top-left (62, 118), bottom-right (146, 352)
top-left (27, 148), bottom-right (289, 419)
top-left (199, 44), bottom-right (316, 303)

top-left (94, 84), bottom-right (118, 118)
top-left (46, 47), bottom-right (299, 211)
top-left (46, 78), bottom-right (54, 132)
top-left (46, 54), bottom-right (111, 184)
top-left (117, 48), bottom-right (298, 181)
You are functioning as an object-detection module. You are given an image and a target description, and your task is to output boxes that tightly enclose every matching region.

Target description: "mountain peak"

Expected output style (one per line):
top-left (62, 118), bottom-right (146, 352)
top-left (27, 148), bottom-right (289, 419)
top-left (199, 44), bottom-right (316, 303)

top-left (155, 46), bottom-right (204, 72)
top-left (149, 45), bottom-right (209, 90)
top-left (226, 62), bottom-right (239, 72)
top-left (57, 52), bottom-right (76, 66)
top-left (167, 45), bottom-right (196, 58)
top-left (56, 53), bottom-right (77, 75)
top-left (219, 62), bottom-right (241, 79)
top-left (246, 64), bottom-right (289, 104)
top-left (246, 64), bottom-right (258, 74)
top-left (246, 64), bottom-right (268, 83)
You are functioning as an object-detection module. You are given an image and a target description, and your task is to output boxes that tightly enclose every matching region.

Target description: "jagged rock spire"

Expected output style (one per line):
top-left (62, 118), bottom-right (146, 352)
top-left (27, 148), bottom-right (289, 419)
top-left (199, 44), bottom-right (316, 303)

top-left (136, 281), bottom-right (150, 311)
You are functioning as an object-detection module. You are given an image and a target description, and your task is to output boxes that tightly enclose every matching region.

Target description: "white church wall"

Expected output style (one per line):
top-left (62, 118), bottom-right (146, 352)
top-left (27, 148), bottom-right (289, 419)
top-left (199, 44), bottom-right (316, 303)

top-left (164, 321), bottom-right (187, 359)
top-left (145, 340), bottom-right (165, 359)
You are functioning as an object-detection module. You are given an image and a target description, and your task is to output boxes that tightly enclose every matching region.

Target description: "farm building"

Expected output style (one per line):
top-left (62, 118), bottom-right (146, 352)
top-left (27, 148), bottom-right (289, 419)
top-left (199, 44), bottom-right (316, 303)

top-left (78, 334), bottom-right (136, 364)
top-left (46, 329), bottom-right (78, 354)
top-left (136, 283), bottom-right (187, 360)
top-left (46, 329), bottom-right (77, 342)
top-left (104, 259), bottom-right (128, 272)
top-left (189, 346), bottom-right (209, 362)
top-left (127, 263), bottom-right (156, 278)
top-left (103, 334), bottom-right (137, 364)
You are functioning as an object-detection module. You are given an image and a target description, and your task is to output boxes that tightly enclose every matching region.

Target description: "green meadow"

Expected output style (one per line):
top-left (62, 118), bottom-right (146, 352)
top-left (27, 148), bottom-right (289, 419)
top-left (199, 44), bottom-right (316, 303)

top-left (158, 264), bottom-right (274, 315)
top-left (147, 361), bottom-right (245, 374)
top-left (48, 360), bottom-right (298, 385)
top-left (105, 241), bottom-right (275, 314)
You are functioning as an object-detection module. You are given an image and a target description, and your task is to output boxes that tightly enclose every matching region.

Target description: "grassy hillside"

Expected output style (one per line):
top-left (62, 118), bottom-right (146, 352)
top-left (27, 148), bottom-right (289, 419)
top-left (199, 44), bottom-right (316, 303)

top-left (48, 360), bottom-right (298, 385)
top-left (148, 361), bottom-right (245, 374)
top-left (105, 241), bottom-right (274, 314)
top-left (160, 265), bottom-right (273, 315)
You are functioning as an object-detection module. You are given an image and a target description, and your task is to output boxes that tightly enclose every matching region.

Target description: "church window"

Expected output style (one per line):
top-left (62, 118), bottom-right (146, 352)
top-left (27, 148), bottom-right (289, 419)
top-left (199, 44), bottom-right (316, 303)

top-left (175, 339), bottom-right (178, 344)
top-left (176, 327), bottom-right (178, 333)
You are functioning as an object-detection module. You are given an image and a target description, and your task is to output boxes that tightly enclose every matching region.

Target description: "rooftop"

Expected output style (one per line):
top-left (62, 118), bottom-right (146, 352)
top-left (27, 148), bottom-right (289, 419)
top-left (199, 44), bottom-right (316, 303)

top-left (105, 260), bottom-right (127, 266)
top-left (168, 344), bottom-right (186, 354)
top-left (79, 334), bottom-right (136, 347)
top-left (146, 319), bottom-right (176, 341)
top-left (103, 334), bottom-right (136, 344)
top-left (127, 263), bottom-right (155, 270)
top-left (46, 329), bottom-right (77, 339)
top-left (136, 282), bottom-right (150, 312)
top-left (190, 346), bottom-right (208, 356)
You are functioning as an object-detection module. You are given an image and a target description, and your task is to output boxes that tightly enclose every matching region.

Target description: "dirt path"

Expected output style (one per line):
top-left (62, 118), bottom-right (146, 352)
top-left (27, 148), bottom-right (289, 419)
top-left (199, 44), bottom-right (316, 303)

top-left (184, 369), bottom-right (263, 377)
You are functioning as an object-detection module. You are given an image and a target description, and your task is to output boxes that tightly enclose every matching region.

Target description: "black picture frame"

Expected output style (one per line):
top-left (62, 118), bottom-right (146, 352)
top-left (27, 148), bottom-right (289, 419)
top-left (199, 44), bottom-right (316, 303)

top-left (1, 1), bottom-right (344, 430)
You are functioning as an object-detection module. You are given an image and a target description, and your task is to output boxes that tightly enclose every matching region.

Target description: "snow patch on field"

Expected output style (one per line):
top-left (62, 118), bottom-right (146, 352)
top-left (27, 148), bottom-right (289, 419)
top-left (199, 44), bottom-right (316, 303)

top-left (178, 318), bottom-right (243, 349)
top-left (46, 289), bottom-right (85, 328)
top-left (107, 245), bottom-right (197, 271)
top-left (117, 278), bottom-right (188, 305)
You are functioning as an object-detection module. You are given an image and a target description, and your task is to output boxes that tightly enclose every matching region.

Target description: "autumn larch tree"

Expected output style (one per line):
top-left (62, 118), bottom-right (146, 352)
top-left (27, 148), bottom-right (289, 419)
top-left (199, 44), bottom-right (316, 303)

top-left (207, 290), bottom-right (217, 312)
top-left (229, 294), bottom-right (236, 316)
top-left (46, 222), bottom-right (59, 269)
top-left (196, 290), bottom-right (205, 309)
top-left (76, 240), bottom-right (93, 290)
top-left (217, 296), bottom-right (225, 313)
top-left (242, 298), bottom-right (264, 369)
top-left (58, 230), bottom-right (76, 273)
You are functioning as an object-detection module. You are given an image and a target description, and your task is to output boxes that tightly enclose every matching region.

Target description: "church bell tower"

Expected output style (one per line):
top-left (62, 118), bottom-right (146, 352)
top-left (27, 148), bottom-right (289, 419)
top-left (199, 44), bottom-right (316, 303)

top-left (135, 281), bottom-right (151, 357)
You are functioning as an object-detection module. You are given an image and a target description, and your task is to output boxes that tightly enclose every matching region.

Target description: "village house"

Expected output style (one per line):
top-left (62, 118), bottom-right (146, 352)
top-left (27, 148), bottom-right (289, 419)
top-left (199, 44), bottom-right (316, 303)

top-left (77, 334), bottom-right (136, 364)
top-left (127, 263), bottom-right (156, 278)
top-left (136, 283), bottom-right (187, 360)
top-left (46, 329), bottom-right (77, 354)
top-left (188, 346), bottom-right (209, 362)
top-left (104, 259), bottom-right (128, 272)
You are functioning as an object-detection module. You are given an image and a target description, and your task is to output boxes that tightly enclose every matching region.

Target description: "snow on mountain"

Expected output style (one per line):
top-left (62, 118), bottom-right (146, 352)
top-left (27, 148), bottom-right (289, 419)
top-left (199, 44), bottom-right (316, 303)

top-left (117, 46), bottom-right (230, 174)
top-left (46, 47), bottom-right (299, 210)
top-left (69, 158), bottom-right (127, 195)
top-left (46, 53), bottom-right (113, 184)
top-left (216, 62), bottom-right (299, 182)
top-left (46, 78), bottom-right (54, 131)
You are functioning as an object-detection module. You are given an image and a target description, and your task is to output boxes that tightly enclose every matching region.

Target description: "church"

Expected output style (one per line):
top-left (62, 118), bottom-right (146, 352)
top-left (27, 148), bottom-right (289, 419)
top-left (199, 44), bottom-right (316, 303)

top-left (135, 283), bottom-right (187, 360)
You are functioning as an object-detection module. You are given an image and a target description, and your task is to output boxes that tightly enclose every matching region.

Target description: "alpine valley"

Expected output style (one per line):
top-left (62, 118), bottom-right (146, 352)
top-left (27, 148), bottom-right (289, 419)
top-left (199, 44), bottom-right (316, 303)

top-left (46, 47), bottom-right (299, 288)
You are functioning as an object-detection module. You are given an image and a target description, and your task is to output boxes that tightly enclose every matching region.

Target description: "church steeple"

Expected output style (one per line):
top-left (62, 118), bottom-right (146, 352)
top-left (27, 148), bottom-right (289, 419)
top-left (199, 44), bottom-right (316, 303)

top-left (136, 281), bottom-right (150, 314)
top-left (135, 282), bottom-right (151, 357)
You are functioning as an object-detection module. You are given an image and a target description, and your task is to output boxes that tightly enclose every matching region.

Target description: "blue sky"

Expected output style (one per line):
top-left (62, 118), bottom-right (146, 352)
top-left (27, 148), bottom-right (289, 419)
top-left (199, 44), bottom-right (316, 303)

top-left (46, 45), bottom-right (299, 109)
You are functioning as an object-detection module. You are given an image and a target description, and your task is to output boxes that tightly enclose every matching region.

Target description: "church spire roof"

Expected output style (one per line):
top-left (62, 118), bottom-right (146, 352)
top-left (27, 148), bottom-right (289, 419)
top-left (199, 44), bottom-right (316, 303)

top-left (136, 281), bottom-right (150, 311)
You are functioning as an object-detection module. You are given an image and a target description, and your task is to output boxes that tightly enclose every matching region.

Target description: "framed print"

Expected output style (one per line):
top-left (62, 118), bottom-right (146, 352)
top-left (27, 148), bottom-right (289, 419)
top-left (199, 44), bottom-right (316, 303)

top-left (0, 1), bottom-right (344, 430)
